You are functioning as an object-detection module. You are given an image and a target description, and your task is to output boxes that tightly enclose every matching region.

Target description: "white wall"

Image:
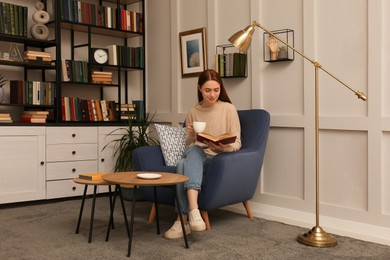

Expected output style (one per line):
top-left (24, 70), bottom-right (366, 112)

top-left (146, 0), bottom-right (390, 246)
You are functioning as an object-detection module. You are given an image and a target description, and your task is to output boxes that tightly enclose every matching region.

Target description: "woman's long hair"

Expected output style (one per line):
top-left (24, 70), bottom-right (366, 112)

top-left (197, 69), bottom-right (232, 103)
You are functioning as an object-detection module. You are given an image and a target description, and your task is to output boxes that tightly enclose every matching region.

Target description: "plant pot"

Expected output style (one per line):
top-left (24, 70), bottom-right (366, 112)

top-left (278, 50), bottom-right (288, 60)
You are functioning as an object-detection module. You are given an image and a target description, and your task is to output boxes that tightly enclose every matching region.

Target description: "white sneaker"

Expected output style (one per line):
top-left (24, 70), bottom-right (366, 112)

top-left (163, 221), bottom-right (191, 239)
top-left (188, 209), bottom-right (206, 232)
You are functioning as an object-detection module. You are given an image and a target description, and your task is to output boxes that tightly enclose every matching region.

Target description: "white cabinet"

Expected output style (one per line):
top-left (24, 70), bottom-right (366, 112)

top-left (0, 127), bottom-right (46, 204)
top-left (0, 125), bottom-right (122, 203)
top-left (46, 127), bottom-right (98, 199)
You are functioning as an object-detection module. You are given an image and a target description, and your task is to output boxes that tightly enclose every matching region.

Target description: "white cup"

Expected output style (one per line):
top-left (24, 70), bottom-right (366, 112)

top-left (193, 121), bottom-right (206, 133)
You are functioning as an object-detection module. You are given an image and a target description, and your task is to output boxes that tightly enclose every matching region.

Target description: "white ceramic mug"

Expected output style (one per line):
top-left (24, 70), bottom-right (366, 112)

top-left (193, 121), bottom-right (206, 133)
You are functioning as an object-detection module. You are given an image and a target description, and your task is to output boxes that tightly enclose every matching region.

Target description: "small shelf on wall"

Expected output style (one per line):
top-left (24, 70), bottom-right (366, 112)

top-left (263, 29), bottom-right (294, 62)
top-left (215, 44), bottom-right (247, 78)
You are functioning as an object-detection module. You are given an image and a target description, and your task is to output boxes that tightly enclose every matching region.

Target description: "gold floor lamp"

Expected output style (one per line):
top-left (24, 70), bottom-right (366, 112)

top-left (228, 20), bottom-right (367, 247)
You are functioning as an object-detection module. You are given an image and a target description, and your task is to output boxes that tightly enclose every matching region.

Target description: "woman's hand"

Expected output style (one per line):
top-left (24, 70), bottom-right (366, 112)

top-left (205, 141), bottom-right (226, 153)
top-left (187, 124), bottom-right (195, 138)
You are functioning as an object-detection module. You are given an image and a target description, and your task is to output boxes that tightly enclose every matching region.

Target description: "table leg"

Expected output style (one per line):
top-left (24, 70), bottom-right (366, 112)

top-left (175, 188), bottom-right (189, 249)
top-left (75, 185), bottom-right (88, 234)
top-left (118, 186), bottom-right (130, 238)
top-left (108, 185), bottom-right (114, 229)
top-left (87, 185), bottom-right (98, 243)
top-left (127, 186), bottom-right (137, 257)
top-left (106, 185), bottom-right (119, 241)
top-left (153, 186), bottom-right (160, 235)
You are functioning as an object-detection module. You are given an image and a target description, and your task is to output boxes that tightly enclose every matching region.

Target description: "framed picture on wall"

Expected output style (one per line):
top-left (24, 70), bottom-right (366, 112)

top-left (179, 27), bottom-right (207, 77)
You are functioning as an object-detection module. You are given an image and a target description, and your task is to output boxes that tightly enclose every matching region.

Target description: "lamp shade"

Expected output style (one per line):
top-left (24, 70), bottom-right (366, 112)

top-left (228, 24), bottom-right (256, 53)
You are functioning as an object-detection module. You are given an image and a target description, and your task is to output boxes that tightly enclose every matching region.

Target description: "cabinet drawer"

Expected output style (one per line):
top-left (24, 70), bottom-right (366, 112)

top-left (46, 143), bottom-right (98, 162)
top-left (46, 127), bottom-right (97, 144)
top-left (46, 161), bottom-right (98, 180)
top-left (46, 179), bottom-right (93, 199)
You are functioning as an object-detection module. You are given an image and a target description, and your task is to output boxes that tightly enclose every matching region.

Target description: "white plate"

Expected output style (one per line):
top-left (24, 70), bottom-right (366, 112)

top-left (137, 173), bottom-right (162, 179)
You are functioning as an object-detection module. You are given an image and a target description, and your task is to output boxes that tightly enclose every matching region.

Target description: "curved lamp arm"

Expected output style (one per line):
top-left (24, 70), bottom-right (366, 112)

top-left (228, 20), bottom-right (367, 101)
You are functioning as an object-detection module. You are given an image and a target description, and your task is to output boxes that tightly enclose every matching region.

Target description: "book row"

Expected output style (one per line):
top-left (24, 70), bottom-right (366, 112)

top-left (0, 113), bottom-right (12, 123)
top-left (119, 103), bottom-right (136, 120)
top-left (106, 45), bottom-right (143, 68)
top-left (20, 110), bottom-right (49, 124)
top-left (61, 0), bottom-right (143, 33)
top-left (61, 97), bottom-right (118, 122)
top-left (61, 59), bottom-right (89, 83)
top-left (24, 50), bottom-right (52, 64)
top-left (91, 71), bottom-right (112, 84)
top-left (0, 2), bottom-right (27, 37)
top-left (216, 53), bottom-right (247, 77)
top-left (10, 80), bottom-right (55, 106)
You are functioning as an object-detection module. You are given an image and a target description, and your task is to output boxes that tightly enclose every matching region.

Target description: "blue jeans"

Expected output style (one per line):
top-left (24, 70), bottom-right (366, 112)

top-left (175, 145), bottom-right (212, 214)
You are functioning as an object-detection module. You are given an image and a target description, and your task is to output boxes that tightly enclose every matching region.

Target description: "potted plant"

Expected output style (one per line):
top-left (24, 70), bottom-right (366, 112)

top-left (0, 74), bottom-right (7, 103)
top-left (278, 45), bottom-right (288, 60)
top-left (105, 113), bottom-right (159, 172)
top-left (104, 113), bottom-right (159, 200)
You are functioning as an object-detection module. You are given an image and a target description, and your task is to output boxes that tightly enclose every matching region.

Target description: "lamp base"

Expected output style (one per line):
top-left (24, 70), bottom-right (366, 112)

top-left (297, 226), bottom-right (337, 247)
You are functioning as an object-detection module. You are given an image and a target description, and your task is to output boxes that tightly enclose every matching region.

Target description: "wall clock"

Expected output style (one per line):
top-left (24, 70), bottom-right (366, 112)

top-left (90, 48), bottom-right (109, 65)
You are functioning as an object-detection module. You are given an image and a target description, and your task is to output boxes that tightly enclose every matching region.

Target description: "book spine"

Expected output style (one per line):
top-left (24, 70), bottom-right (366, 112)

top-left (62, 0), bottom-right (69, 21)
top-left (23, 6), bottom-right (27, 37)
top-left (13, 4), bottom-right (18, 36)
top-left (18, 5), bottom-right (22, 37)
top-left (9, 3), bottom-right (15, 35)
top-left (10, 80), bottom-right (24, 104)
top-left (0, 4), bottom-right (3, 34)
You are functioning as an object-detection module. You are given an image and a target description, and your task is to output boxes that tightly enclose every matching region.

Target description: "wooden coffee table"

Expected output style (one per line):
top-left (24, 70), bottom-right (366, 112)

top-left (102, 171), bottom-right (189, 257)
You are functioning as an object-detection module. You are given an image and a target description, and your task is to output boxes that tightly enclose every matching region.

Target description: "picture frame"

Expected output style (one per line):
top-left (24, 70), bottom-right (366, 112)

top-left (179, 28), bottom-right (207, 77)
top-left (0, 43), bottom-right (23, 62)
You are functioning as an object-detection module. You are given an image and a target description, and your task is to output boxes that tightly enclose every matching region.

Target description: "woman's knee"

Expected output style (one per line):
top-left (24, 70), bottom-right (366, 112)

top-left (184, 145), bottom-right (205, 158)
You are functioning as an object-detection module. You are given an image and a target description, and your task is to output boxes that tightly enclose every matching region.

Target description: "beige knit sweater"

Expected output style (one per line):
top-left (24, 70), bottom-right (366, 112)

top-left (185, 100), bottom-right (241, 156)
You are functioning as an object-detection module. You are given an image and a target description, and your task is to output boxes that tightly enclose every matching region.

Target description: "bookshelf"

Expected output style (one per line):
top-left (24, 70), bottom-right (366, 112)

top-left (0, 0), bottom-right (146, 125)
top-left (0, 1), bottom-right (57, 123)
top-left (215, 44), bottom-right (247, 78)
top-left (57, 0), bottom-right (145, 123)
top-left (0, 0), bottom-right (146, 205)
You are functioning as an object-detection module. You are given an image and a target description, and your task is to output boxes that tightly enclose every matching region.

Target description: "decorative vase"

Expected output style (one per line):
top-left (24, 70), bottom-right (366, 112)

top-left (0, 88), bottom-right (4, 103)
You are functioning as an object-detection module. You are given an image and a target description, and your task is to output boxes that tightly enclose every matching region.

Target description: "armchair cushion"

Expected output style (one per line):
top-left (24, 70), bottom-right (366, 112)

top-left (154, 124), bottom-right (186, 166)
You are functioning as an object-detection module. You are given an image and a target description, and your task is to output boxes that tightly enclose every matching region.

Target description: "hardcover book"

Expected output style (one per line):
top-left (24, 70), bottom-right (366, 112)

top-left (196, 132), bottom-right (236, 145)
top-left (79, 172), bottom-right (106, 181)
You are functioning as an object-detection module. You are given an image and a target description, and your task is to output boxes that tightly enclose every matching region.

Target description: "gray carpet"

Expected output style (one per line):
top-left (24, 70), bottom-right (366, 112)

top-left (1, 196), bottom-right (390, 260)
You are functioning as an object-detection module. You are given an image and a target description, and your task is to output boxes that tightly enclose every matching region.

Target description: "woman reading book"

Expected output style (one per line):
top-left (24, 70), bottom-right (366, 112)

top-left (164, 69), bottom-right (242, 239)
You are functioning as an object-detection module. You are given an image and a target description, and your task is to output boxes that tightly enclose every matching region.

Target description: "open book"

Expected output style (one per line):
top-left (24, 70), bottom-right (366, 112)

top-left (196, 132), bottom-right (237, 145)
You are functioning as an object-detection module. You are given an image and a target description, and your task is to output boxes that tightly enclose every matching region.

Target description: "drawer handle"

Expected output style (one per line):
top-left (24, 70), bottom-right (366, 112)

top-left (101, 158), bottom-right (105, 162)
top-left (72, 168), bottom-right (76, 173)
top-left (40, 161), bottom-right (45, 165)
top-left (72, 133), bottom-right (76, 138)
top-left (72, 151), bottom-right (76, 155)
top-left (72, 186), bottom-right (76, 191)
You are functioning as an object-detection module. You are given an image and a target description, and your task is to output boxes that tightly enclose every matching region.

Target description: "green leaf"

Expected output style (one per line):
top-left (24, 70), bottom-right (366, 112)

top-left (103, 111), bottom-right (159, 172)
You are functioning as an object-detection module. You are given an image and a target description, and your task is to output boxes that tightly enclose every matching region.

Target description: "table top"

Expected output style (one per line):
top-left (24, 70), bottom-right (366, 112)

top-left (102, 171), bottom-right (188, 186)
top-left (73, 178), bottom-right (109, 185)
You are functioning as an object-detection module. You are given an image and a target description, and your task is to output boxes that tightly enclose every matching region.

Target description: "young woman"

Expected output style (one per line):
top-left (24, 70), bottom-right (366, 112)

top-left (164, 69), bottom-right (242, 239)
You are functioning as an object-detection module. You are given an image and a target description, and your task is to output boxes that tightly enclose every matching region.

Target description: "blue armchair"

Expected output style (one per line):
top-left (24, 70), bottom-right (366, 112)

top-left (132, 109), bottom-right (270, 229)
